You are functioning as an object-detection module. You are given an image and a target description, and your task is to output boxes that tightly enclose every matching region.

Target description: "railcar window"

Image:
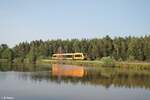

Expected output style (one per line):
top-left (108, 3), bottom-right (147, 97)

top-left (75, 55), bottom-right (82, 57)
top-left (64, 55), bottom-right (73, 58)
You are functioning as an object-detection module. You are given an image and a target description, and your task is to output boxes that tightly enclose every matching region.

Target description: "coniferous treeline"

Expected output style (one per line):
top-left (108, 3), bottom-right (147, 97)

top-left (0, 35), bottom-right (150, 63)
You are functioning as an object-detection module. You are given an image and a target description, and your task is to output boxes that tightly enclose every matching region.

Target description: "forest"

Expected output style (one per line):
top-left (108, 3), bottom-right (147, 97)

top-left (0, 35), bottom-right (150, 63)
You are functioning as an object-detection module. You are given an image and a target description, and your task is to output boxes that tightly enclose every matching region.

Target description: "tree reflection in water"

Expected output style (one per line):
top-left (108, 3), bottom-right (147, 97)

top-left (1, 63), bottom-right (150, 89)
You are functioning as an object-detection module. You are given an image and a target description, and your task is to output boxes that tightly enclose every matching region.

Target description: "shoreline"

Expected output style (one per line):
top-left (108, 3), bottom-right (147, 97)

top-left (1, 59), bottom-right (150, 69)
top-left (40, 59), bottom-right (150, 69)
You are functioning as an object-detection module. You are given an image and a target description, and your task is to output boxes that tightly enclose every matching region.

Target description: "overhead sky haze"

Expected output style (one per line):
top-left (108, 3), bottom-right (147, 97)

top-left (0, 0), bottom-right (150, 47)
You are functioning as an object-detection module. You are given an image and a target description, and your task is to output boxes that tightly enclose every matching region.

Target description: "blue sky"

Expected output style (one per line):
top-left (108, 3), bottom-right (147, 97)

top-left (0, 0), bottom-right (150, 47)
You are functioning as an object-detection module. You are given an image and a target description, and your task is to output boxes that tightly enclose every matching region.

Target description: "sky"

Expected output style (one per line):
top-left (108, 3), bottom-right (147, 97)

top-left (0, 0), bottom-right (150, 47)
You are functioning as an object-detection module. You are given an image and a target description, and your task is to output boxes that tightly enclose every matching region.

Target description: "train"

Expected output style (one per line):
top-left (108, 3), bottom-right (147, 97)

top-left (52, 53), bottom-right (86, 60)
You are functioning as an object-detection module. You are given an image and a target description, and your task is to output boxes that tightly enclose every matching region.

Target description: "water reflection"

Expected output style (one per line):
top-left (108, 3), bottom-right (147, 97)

top-left (52, 64), bottom-right (85, 77)
top-left (0, 63), bottom-right (150, 89)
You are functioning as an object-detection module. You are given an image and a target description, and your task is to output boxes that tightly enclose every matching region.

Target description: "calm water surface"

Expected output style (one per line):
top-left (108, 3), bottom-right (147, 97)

top-left (0, 63), bottom-right (150, 100)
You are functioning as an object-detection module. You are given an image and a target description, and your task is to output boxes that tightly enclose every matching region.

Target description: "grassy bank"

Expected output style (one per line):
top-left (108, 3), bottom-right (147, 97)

top-left (40, 59), bottom-right (102, 66)
top-left (0, 59), bottom-right (8, 62)
top-left (40, 59), bottom-right (150, 69)
top-left (1, 58), bottom-right (150, 70)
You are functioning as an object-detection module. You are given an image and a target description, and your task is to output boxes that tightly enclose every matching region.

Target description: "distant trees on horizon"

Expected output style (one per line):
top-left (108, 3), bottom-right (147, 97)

top-left (0, 35), bottom-right (150, 63)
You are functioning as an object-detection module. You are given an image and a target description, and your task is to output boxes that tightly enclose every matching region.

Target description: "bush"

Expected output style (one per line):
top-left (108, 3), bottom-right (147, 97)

top-left (13, 57), bottom-right (24, 63)
top-left (127, 55), bottom-right (135, 62)
top-left (101, 56), bottom-right (115, 67)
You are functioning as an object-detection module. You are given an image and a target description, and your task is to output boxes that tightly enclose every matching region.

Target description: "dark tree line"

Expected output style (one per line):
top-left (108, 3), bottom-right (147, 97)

top-left (0, 35), bottom-right (150, 63)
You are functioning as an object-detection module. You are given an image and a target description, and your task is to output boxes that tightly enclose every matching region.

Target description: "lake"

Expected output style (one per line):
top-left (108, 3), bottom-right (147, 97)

top-left (0, 63), bottom-right (150, 100)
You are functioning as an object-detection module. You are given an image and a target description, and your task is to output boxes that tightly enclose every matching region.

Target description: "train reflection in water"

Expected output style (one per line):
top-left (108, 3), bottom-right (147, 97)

top-left (52, 64), bottom-right (85, 77)
top-left (3, 63), bottom-right (150, 89)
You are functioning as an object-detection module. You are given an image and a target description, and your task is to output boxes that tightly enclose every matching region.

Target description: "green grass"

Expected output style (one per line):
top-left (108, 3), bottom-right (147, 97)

top-left (40, 59), bottom-right (150, 69)
top-left (0, 59), bottom-right (8, 62)
top-left (40, 59), bottom-right (103, 66)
